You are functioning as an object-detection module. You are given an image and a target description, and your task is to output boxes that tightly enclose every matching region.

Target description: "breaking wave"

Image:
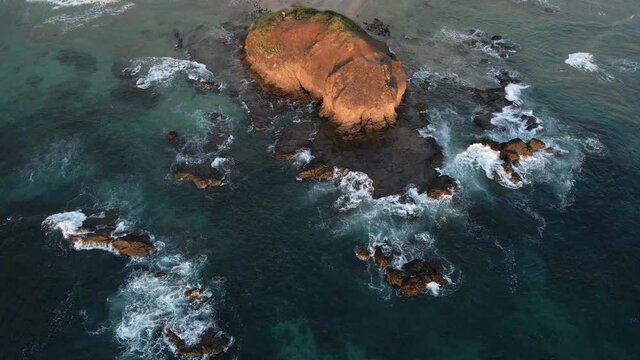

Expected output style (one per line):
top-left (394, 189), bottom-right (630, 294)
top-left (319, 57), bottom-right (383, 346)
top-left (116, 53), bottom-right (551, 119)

top-left (565, 52), bottom-right (615, 81)
top-left (125, 57), bottom-right (216, 89)
top-left (112, 254), bottom-right (228, 360)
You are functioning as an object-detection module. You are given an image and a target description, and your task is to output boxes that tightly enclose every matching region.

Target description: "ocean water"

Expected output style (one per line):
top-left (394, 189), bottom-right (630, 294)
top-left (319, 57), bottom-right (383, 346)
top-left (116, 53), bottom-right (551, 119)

top-left (1, 0), bottom-right (639, 359)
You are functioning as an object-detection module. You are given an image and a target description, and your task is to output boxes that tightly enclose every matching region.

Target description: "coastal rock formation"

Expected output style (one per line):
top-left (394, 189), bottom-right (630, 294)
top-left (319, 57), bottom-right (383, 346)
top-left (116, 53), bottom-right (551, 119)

top-left (471, 72), bottom-right (540, 132)
top-left (174, 162), bottom-right (224, 189)
top-left (275, 122), bottom-right (455, 198)
top-left (244, 7), bottom-right (407, 136)
top-left (297, 158), bottom-right (336, 181)
top-left (165, 328), bottom-right (231, 357)
top-left (479, 138), bottom-right (548, 184)
top-left (355, 245), bottom-right (448, 297)
top-left (45, 209), bottom-right (154, 257)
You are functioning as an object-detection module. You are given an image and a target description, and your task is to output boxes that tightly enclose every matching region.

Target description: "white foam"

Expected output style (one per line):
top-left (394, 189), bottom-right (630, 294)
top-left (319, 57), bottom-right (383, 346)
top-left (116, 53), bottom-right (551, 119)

top-left (291, 149), bottom-right (314, 168)
top-left (426, 282), bottom-right (442, 296)
top-left (211, 157), bottom-right (230, 171)
top-left (113, 255), bottom-right (224, 359)
top-left (504, 84), bottom-right (530, 104)
top-left (26, 0), bottom-right (121, 9)
top-left (583, 137), bottom-right (607, 157)
top-left (453, 143), bottom-right (522, 189)
top-left (490, 106), bottom-right (541, 140)
top-left (126, 58), bottom-right (215, 89)
top-left (334, 170), bottom-right (374, 212)
top-left (565, 52), bottom-right (599, 72)
top-left (42, 210), bottom-right (87, 238)
top-left (565, 52), bottom-right (615, 80)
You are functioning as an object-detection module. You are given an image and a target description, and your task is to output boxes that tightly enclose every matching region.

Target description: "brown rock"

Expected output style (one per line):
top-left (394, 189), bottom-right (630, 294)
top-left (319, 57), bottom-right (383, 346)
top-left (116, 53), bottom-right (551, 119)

top-left (384, 269), bottom-right (405, 287)
top-left (174, 162), bottom-right (224, 189)
top-left (373, 246), bottom-right (392, 269)
top-left (399, 277), bottom-right (428, 297)
top-left (166, 131), bottom-right (178, 143)
top-left (382, 258), bottom-right (448, 297)
top-left (528, 138), bottom-right (546, 152)
top-left (297, 159), bottom-right (335, 181)
top-left (165, 328), bottom-right (231, 357)
top-left (244, 7), bottom-right (407, 136)
top-left (354, 247), bottom-right (371, 261)
top-left (476, 138), bottom-right (548, 185)
top-left (111, 232), bottom-right (154, 257)
top-left (426, 175), bottom-right (457, 199)
top-left (184, 288), bottom-right (203, 298)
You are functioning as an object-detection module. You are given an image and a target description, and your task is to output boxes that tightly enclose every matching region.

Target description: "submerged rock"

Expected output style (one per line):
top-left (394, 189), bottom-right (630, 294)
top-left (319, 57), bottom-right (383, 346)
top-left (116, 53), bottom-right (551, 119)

top-left (462, 29), bottom-right (517, 59)
top-left (363, 18), bottom-right (390, 37)
top-left (244, 7), bottom-right (407, 137)
top-left (165, 327), bottom-right (231, 357)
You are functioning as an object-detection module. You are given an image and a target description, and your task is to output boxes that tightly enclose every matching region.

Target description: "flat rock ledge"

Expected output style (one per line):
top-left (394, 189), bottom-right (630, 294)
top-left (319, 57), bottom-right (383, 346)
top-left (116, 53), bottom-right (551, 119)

top-left (244, 6), bottom-right (407, 137)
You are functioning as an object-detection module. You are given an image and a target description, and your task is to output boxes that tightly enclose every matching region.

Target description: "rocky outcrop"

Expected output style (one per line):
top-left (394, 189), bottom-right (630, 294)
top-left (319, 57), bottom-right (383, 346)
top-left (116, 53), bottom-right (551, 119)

top-left (297, 158), bottom-right (336, 181)
top-left (244, 7), bottom-right (407, 137)
top-left (53, 209), bottom-right (154, 257)
top-left (471, 71), bottom-right (540, 132)
top-left (355, 245), bottom-right (448, 297)
top-left (363, 18), bottom-right (390, 37)
top-left (165, 328), bottom-right (231, 357)
top-left (425, 175), bottom-right (458, 199)
top-left (462, 29), bottom-right (517, 59)
top-left (174, 162), bottom-right (224, 189)
top-left (480, 138), bottom-right (548, 184)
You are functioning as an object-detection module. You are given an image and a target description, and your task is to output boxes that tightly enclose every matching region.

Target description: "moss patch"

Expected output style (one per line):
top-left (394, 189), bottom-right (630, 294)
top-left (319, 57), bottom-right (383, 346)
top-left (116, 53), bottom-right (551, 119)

top-left (251, 5), bottom-right (366, 35)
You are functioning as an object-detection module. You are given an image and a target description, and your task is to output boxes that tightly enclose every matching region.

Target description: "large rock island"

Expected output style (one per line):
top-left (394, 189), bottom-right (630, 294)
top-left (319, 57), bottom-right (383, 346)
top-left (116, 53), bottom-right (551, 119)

top-left (244, 6), bottom-right (407, 137)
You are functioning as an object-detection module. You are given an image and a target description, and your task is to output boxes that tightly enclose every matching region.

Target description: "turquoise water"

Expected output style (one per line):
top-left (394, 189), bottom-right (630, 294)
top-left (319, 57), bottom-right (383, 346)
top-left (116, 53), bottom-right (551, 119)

top-left (1, 0), bottom-right (639, 359)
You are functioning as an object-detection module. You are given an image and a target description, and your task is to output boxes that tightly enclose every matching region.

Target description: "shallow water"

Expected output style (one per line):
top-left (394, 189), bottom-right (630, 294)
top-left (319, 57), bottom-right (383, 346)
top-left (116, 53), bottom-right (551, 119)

top-left (1, 0), bottom-right (639, 359)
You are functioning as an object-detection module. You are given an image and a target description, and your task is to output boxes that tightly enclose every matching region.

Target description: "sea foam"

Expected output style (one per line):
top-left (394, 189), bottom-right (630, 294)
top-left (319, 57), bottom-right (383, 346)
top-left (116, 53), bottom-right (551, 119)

top-left (126, 57), bottom-right (215, 89)
top-left (113, 254), bottom-right (226, 359)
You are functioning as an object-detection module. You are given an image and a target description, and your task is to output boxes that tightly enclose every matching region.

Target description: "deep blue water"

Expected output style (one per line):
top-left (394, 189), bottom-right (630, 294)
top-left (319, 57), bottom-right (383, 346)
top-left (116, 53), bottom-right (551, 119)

top-left (1, 0), bottom-right (639, 359)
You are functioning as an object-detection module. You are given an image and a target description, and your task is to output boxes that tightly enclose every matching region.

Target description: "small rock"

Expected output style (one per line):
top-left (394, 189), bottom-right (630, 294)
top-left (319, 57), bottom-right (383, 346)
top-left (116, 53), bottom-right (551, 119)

top-left (354, 247), bottom-right (371, 261)
top-left (166, 131), bottom-right (178, 143)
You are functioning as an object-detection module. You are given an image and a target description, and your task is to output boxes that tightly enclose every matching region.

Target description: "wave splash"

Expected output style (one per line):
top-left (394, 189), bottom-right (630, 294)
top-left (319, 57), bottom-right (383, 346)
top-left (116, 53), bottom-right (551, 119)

top-left (125, 57), bottom-right (217, 89)
top-left (113, 254), bottom-right (229, 359)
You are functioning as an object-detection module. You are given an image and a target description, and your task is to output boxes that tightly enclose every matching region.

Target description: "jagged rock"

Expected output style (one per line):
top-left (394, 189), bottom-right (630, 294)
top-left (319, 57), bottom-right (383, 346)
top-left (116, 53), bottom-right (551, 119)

top-left (111, 232), bottom-right (154, 257)
top-left (174, 162), bottom-right (224, 189)
top-left (425, 175), bottom-right (458, 199)
top-left (354, 247), bottom-right (371, 261)
top-left (479, 138), bottom-right (548, 184)
top-left (363, 18), bottom-right (390, 37)
top-left (165, 328), bottom-right (231, 357)
top-left (356, 245), bottom-right (448, 297)
top-left (297, 158), bottom-right (335, 181)
top-left (51, 209), bottom-right (154, 257)
top-left (244, 7), bottom-right (407, 137)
